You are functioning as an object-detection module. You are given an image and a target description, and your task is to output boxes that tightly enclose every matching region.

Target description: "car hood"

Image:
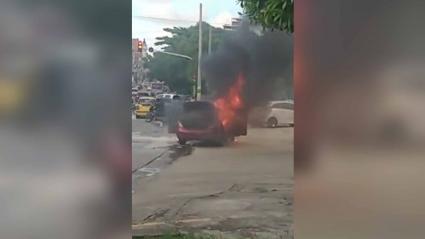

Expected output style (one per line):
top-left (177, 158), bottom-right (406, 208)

top-left (137, 105), bottom-right (151, 111)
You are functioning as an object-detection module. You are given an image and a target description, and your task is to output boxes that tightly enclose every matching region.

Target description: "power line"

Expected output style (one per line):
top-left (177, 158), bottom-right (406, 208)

top-left (133, 15), bottom-right (233, 26)
top-left (133, 15), bottom-right (197, 24)
top-left (132, 30), bottom-right (171, 34)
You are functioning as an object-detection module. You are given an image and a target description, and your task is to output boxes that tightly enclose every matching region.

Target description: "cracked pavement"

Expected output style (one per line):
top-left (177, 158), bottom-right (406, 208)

top-left (132, 120), bottom-right (293, 238)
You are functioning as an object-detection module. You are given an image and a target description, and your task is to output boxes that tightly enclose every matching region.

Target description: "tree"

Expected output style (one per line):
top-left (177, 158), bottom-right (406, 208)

top-left (238, 0), bottom-right (294, 33)
top-left (146, 22), bottom-right (227, 94)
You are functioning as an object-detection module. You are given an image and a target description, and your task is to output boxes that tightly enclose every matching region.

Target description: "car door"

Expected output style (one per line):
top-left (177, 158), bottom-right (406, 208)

top-left (272, 103), bottom-right (293, 126)
top-left (281, 103), bottom-right (294, 125)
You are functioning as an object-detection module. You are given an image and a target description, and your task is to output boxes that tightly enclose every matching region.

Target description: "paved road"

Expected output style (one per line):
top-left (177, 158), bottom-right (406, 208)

top-left (132, 121), bottom-right (294, 238)
top-left (132, 119), bottom-right (177, 192)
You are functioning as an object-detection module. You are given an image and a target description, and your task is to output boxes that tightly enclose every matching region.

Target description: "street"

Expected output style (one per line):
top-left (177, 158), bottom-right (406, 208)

top-left (132, 119), bottom-right (293, 238)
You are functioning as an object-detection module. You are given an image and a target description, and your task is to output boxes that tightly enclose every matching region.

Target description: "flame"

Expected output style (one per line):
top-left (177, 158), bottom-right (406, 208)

top-left (214, 73), bottom-right (245, 129)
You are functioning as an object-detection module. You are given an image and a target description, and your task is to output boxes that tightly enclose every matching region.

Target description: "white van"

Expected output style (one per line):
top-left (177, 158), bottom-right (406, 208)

top-left (250, 100), bottom-right (294, 128)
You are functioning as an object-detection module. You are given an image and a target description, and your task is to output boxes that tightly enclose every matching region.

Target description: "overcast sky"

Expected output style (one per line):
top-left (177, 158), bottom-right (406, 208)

top-left (132, 0), bottom-right (242, 49)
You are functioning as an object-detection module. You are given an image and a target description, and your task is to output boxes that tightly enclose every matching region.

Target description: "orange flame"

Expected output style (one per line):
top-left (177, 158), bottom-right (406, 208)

top-left (214, 73), bottom-right (245, 129)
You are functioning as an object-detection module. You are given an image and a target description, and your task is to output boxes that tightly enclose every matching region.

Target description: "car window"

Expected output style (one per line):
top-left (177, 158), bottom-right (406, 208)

top-left (140, 99), bottom-right (151, 104)
top-left (282, 103), bottom-right (293, 110)
top-left (271, 103), bottom-right (283, 109)
top-left (272, 103), bottom-right (293, 110)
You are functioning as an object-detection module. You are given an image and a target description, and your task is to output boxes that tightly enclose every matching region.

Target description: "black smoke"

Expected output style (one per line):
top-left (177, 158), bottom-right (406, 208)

top-left (203, 21), bottom-right (293, 109)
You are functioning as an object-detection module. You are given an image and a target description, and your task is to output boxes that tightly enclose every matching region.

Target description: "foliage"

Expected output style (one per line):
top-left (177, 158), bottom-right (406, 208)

top-left (238, 0), bottom-right (294, 33)
top-left (146, 23), bottom-right (227, 94)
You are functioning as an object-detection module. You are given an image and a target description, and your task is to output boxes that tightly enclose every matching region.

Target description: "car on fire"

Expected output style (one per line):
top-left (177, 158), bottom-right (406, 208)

top-left (176, 101), bottom-right (247, 145)
top-left (249, 100), bottom-right (294, 128)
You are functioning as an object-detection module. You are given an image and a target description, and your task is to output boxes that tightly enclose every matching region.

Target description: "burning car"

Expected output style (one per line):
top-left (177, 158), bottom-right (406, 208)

top-left (176, 101), bottom-right (247, 146)
top-left (176, 73), bottom-right (248, 145)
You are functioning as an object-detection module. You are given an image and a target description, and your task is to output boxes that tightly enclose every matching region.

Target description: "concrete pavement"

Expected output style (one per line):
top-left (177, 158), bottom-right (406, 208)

top-left (132, 119), bottom-right (176, 193)
top-left (132, 126), bottom-right (293, 238)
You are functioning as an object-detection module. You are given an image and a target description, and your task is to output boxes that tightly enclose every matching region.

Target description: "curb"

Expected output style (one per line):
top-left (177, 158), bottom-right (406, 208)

top-left (132, 221), bottom-right (293, 239)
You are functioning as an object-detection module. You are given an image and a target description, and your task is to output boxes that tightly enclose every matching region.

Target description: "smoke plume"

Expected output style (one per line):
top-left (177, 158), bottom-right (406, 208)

top-left (204, 20), bottom-right (293, 109)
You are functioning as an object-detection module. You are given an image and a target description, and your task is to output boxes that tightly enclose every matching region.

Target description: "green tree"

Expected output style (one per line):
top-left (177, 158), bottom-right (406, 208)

top-left (146, 22), bottom-right (226, 94)
top-left (238, 0), bottom-right (294, 33)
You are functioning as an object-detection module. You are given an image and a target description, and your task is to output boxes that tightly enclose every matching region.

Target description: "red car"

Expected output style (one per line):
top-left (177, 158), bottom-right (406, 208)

top-left (176, 101), bottom-right (232, 145)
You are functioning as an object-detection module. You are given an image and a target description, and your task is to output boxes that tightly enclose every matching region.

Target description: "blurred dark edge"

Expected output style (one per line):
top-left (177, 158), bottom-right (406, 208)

top-left (296, 0), bottom-right (425, 239)
top-left (0, 0), bottom-right (131, 238)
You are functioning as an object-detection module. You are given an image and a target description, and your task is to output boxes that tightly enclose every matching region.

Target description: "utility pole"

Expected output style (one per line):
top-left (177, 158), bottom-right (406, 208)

top-left (197, 3), bottom-right (202, 101)
top-left (208, 26), bottom-right (212, 55)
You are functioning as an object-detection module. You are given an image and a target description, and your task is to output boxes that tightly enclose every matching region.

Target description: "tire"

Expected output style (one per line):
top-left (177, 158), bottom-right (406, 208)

top-left (178, 139), bottom-right (186, 145)
top-left (135, 115), bottom-right (141, 119)
top-left (267, 117), bottom-right (278, 128)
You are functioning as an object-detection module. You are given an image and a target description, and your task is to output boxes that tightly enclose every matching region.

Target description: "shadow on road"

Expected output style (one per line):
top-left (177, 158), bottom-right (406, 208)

top-left (248, 125), bottom-right (294, 129)
top-left (169, 144), bottom-right (194, 161)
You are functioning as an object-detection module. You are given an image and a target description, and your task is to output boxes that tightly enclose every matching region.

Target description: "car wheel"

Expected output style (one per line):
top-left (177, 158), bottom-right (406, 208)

top-left (136, 115), bottom-right (141, 119)
top-left (178, 139), bottom-right (186, 145)
top-left (267, 117), bottom-right (278, 128)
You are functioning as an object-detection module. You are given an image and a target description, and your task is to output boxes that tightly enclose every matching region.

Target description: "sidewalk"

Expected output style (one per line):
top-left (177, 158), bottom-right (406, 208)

top-left (132, 128), bottom-right (294, 238)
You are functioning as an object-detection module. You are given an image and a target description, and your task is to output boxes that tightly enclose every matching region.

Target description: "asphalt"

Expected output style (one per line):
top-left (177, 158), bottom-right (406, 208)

top-left (132, 119), bottom-right (293, 238)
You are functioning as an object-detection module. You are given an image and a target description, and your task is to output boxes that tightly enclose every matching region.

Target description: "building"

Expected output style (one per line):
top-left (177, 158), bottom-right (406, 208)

top-left (223, 18), bottom-right (242, 30)
top-left (132, 38), bottom-right (148, 85)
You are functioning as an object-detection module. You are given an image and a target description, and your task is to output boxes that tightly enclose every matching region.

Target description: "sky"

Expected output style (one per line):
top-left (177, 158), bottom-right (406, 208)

top-left (132, 0), bottom-right (242, 49)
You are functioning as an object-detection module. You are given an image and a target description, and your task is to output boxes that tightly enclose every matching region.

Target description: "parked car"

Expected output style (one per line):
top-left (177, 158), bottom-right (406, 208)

top-left (135, 103), bottom-right (152, 119)
top-left (138, 91), bottom-right (150, 98)
top-left (132, 87), bottom-right (138, 97)
top-left (135, 97), bottom-right (154, 119)
top-left (249, 100), bottom-right (294, 128)
top-left (156, 93), bottom-right (176, 100)
top-left (138, 96), bottom-right (155, 104)
top-left (176, 101), bottom-right (231, 145)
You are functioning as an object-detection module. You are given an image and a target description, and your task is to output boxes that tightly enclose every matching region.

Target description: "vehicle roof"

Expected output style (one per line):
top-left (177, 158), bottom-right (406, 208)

top-left (183, 100), bottom-right (214, 106)
top-left (269, 100), bottom-right (294, 105)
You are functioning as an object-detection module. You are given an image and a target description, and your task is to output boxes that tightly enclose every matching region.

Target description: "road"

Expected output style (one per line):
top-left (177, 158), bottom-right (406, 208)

top-left (132, 119), bottom-right (293, 238)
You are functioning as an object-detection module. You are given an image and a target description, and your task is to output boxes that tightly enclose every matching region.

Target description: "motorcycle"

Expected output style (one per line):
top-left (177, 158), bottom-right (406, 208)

top-left (145, 100), bottom-right (165, 124)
